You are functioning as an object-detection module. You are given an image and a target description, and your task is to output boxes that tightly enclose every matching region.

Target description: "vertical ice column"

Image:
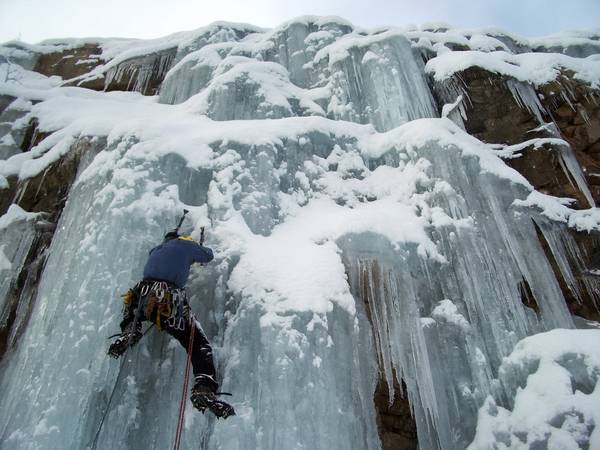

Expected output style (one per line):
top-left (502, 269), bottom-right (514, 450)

top-left (344, 250), bottom-right (446, 450)
top-left (0, 138), bottom-right (218, 450)
top-left (344, 240), bottom-right (487, 450)
top-left (104, 50), bottom-right (176, 95)
top-left (267, 21), bottom-right (315, 88)
top-left (556, 143), bottom-right (596, 208)
top-left (422, 143), bottom-right (574, 329)
top-left (0, 208), bottom-right (39, 346)
top-left (260, 20), bottom-right (353, 89)
top-left (340, 141), bottom-right (576, 449)
top-left (431, 75), bottom-right (470, 130)
top-left (209, 304), bottom-right (380, 450)
top-left (535, 221), bottom-right (600, 309)
top-left (158, 46), bottom-right (224, 105)
top-left (328, 35), bottom-right (438, 131)
top-left (536, 121), bottom-right (596, 208)
top-left (505, 80), bottom-right (546, 124)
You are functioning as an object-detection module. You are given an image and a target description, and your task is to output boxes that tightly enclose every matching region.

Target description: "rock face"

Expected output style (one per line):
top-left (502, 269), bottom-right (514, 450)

top-left (0, 223), bottom-right (51, 360)
top-left (440, 67), bottom-right (542, 145)
top-left (434, 67), bottom-right (590, 206)
top-left (34, 44), bottom-right (103, 82)
top-left (540, 77), bottom-right (600, 202)
top-left (374, 376), bottom-right (418, 450)
top-left (0, 137), bottom-right (95, 360)
top-left (432, 65), bottom-right (600, 325)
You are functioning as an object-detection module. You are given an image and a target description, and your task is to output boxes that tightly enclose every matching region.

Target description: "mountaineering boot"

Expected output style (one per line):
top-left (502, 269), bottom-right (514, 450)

top-left (107, 323), bottom-right (142, 358)
top-left (191, 378), bottom-right (235, 419)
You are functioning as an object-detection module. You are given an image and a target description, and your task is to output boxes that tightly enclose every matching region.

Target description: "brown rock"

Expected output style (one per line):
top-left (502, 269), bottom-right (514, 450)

top-left (1, 135), bottom-right (97, 359)
top-left (16, 136), bottom-right (92, 218)
top-left (434, 67), bottom-right (600, 323)
top-left (374, 375), bottom-right (418, 450)
top-left (586, 123), bottom-right (600, 144)
top-left (33, 44), bottom-right (103, 82)
top-left (533, 221), bottom-right (600, 323)
top-left (0, 176), bottom-right (17, 216)
top-left (555, 103), bottom-right (575, 120)
top-left (445, 67), bottom-right (541, 145)
top-left (563, 125), bottom-right (577, 138)
top-left (573, 111), bottom-right (586, 126)
top-left (587, 140), bottom-right (600, 154)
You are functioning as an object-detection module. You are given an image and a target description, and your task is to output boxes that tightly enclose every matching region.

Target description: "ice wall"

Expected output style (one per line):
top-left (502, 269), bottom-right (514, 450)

top-left (0, 138), bottom-right (188, 450)
top-left (0, 127), bottom-right (385, 450)
top-left (343, 141), bottom-right (575, 449)
top-left (1, 16), bottom-right (599, 450)
top-left (160, 20), bottom-right (437, 130)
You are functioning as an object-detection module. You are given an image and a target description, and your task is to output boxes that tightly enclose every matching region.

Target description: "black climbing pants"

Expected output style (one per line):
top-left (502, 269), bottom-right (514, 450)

top-left (120, 280), bottom-right (218, 391)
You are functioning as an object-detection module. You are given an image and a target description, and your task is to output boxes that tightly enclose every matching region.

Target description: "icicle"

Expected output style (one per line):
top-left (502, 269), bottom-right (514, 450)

top-left (434, 76), bottom-right (471, 129)
top-left (536, 222), bottom-right (600, 308)
top-left (357, 259), bottom-right (395, 400)
top-left (580, 108), bottom-right (592, 127)
top-left (505, 79), bottom-right (546, 124)
top-left (557, 143), bottom-right (596, 207)
top-left (104, 52), bottom-right (175, 95)
top-left (329, 35), bottom-right (438, 131)
top-left (535, 121), bottom-right (596, 208)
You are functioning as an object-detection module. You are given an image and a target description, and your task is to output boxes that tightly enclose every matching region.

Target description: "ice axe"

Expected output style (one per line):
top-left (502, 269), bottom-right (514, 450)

top-left (175, 209), bottom-right (206, 245)
top-left (175, 209), bottom-right (189, 234)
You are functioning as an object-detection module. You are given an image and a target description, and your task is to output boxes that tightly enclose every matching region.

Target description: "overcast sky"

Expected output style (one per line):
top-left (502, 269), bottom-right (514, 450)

top-left (0, 0), bottom-right (598, 44)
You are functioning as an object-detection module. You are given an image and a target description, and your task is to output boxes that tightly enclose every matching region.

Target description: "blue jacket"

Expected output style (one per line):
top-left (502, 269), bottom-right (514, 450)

top-left (142, 236), bottom-right (214, 288)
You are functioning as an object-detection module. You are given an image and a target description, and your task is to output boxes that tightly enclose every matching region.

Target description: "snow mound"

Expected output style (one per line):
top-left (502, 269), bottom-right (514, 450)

top-left (469, 329), bottom-right (600, 450)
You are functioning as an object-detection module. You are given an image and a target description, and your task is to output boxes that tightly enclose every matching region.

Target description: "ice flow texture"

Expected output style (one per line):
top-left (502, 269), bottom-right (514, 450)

top-left (0, 19), bottom-right (594, 450)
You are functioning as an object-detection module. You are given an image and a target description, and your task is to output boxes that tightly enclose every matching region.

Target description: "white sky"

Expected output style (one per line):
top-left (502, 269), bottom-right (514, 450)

top-left (0, 0), bottom-right (598, 44)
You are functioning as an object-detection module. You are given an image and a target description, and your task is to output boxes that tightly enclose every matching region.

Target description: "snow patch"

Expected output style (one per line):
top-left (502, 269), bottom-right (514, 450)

top-left (431, 299), bottom-right (470, 331)
top-left (469, 329), bottom-right (600, 450)
top-left (0, 204), bottom-right (40, 230)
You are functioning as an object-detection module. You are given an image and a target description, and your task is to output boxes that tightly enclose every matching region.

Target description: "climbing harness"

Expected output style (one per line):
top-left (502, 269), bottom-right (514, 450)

top-left (120, 280), bottom-right (188, 332)
top-left (109, 278), bottom-right (192, 360)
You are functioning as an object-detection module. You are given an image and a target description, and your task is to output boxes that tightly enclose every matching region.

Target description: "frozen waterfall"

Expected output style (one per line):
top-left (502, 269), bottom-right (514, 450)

top-left (0, 17), bottom-right (599, 450)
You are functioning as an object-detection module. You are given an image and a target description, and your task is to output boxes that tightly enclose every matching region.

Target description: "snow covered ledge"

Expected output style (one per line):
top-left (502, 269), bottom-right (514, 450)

top-left (425, 50), bottom-right (600, 89)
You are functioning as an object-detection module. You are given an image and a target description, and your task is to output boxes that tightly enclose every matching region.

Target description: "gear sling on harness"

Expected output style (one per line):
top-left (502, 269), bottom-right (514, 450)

top-left (119, 279), bottom-right (218, 389)
top-left (122, 280), bottom-right (188, 330)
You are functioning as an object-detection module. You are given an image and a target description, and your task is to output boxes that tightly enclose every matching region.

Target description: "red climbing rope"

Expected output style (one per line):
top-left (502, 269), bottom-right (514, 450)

top-left (173, 322), bottom-right (195, 450)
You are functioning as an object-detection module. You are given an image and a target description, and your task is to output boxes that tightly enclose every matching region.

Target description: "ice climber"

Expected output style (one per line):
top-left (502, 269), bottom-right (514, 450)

top-left (107, 223), bottom-right (235, 419)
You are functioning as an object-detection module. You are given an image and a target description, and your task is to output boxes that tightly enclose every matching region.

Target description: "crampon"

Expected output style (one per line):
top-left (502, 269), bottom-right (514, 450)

top-left (107, 330), bottom-right (142, 358)
top-left (190, 385), bottom-right (235, 419)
